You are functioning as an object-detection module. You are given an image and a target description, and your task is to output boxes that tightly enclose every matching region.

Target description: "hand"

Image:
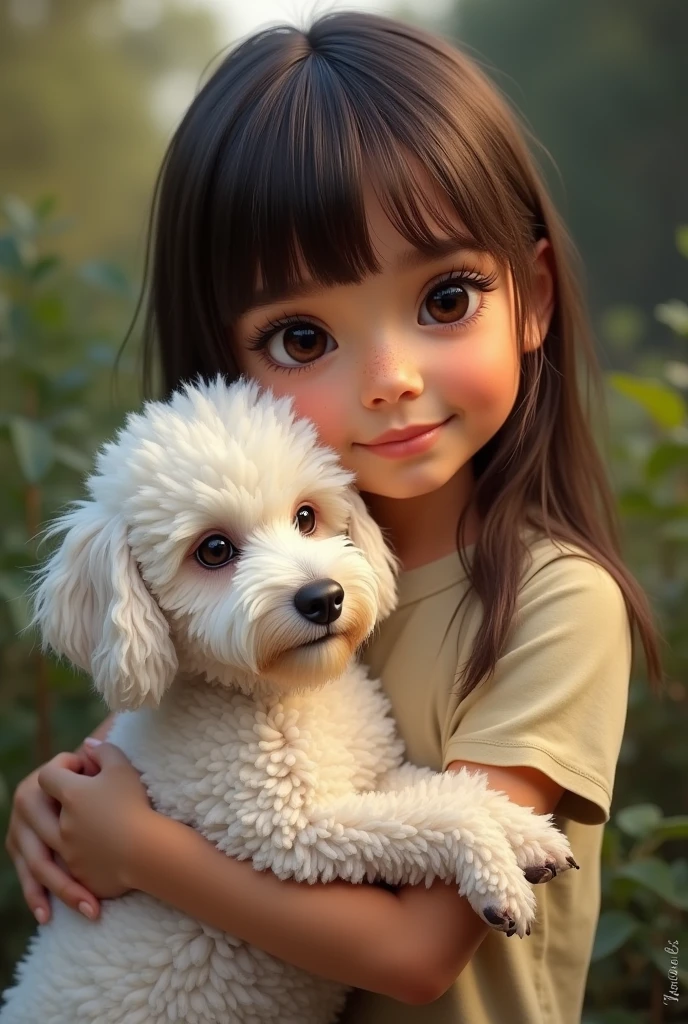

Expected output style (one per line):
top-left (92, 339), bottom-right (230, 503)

top-left (37, 741), bottom-right (155, 905)
top-left (5, 750), bottom-right (102, 925)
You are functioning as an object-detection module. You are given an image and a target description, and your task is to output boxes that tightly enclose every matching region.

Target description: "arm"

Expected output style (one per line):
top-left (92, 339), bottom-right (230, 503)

top-left (125, 759), bottom-right (562, 1004)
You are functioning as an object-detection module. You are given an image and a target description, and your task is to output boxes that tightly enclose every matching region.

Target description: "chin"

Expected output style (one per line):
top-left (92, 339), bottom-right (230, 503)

top-left (260, 633), bottom-right (361, 691)
top-left (360, 462), bottom-right (468, 500)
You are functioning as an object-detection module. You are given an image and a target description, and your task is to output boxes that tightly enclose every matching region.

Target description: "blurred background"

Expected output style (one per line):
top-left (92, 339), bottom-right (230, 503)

top-left (0, 1), bottom-right (686, 1019)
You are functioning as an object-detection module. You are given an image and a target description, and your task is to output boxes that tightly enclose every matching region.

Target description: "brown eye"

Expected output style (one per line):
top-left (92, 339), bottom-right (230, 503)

top-left (195, 534), bottom-right (236, 568)
top-left (294, 505), bottom-right (316, 535)
top-left (422, 278), bottom-right (479, 325)
top-left (281, 325), bottom-right (329, 364)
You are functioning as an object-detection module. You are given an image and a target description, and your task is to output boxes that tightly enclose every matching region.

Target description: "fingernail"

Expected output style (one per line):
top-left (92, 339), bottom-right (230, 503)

top-left (34, 907), bottom-right (47, 925)
top-left (79, 901), bottom-right (96, 920)
top-left (84, 738), bottom-right (102, 747)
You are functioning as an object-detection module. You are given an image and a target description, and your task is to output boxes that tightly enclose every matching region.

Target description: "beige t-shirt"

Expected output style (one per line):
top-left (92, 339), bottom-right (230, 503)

top-left (338, 534), bottom-right (632, 1024)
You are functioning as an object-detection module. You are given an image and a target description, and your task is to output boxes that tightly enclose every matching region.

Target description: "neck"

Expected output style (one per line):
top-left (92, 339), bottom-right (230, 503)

top-left (361, 465), bottom-right (479, 571)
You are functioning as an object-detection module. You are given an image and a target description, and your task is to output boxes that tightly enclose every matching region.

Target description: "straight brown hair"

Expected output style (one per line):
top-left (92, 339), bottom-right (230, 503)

top-left (133, 11), bottom-right (663, 698)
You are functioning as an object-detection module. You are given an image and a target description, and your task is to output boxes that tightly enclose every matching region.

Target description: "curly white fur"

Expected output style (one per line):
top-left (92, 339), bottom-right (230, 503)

top-left (1, 377), bottom-right (576, 1024)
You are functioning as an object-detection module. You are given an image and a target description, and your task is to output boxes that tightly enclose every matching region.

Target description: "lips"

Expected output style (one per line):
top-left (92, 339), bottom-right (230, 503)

top-left (362, 418), bottom-right (451, 447)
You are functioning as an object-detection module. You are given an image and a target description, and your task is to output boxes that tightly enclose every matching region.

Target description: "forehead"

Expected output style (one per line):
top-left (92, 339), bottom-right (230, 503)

top-left (246, 165), bottom-right (478, 314)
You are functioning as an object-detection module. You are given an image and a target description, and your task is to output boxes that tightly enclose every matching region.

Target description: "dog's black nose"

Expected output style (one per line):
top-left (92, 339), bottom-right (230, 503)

top-left (293, 579), bottom-right (344, 625)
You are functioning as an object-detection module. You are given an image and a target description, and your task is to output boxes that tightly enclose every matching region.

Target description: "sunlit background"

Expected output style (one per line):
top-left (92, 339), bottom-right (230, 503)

top-left (1, 2), bottom-right (687, 1020)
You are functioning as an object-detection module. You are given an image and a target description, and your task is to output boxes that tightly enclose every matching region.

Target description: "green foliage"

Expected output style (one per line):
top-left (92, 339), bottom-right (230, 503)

top-left (583, 232), bottom-right (688, 1023)
top-left (449, 0), bottom-right (688, 355)
top-left (0, 195), bottom-right (141, 984)
top-left (0, 0), bottom-right (220, 265)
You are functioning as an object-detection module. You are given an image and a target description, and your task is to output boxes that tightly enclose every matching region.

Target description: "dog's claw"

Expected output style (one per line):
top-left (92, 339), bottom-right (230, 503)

top-left (524, 863), bottom-right (556, 884)
top-left (567, 856), bottom-right (580, 870)
top-left (483, 906), bottom-right (514, 932)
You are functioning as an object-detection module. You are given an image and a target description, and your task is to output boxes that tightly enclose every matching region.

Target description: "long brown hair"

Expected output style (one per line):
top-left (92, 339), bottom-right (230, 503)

top-left (133, 11), bottom-right (662, 697)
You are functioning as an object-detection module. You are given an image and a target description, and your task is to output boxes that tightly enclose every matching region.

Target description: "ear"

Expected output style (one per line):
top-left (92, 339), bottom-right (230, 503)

top-left (31, 503), bottom-right (177, 710)
top-left (524, 237), bottom-right (556, 353)
top-left (347, 489), bottom-right (401, 620)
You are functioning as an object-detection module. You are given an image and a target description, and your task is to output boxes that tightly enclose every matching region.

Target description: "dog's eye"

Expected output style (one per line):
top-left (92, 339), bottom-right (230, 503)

top-left (294, 505), bottom-right (316, 536)
top-left (195, 534), bottom-right (236, 568)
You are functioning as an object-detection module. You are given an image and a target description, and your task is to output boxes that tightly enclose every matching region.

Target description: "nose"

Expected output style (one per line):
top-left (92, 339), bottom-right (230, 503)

top-left (293, 579), bottom-right (344, 625)
top-left (359, 337), bottom-right (424, 408)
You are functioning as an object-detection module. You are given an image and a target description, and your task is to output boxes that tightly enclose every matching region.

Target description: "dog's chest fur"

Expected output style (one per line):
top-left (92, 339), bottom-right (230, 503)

top-left (107, 662), bottom-right (404, 873)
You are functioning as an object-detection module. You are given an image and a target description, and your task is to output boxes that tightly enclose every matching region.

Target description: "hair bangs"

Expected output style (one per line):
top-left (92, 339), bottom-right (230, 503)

top-left (213, 54), bottom-right (382, 325)
top-left (215, 22), bottom-right (534, 328)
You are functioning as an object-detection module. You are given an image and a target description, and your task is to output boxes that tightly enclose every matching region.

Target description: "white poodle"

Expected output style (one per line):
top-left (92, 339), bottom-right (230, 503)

top-left (1, 377), bottom-right (577, 1024)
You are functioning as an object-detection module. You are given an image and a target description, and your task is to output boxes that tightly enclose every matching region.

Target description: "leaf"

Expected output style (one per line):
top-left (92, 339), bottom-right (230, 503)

top-left (591, 910), bottom-right (639, 961)
top-left (665, 360), bottom-right (688, 390)
top-left (616, 803), bottom-right (663, 839)
top-left (646, 441), bottom-right (688, 479)
top-left (78, 260), bottom-right (131, 296)
top-left (616, 857), bottom-right (688, 909)
top-left (656, 300), bottom-right (688, 337)
top-left (1, 195), bottom-right (36, 236)
top-left (8, 416), bottom-right (54, 483)
top-left (617, 489), bottom-right (662, 517)
top-left (651, 817), bottom-right (688, 843)
top-left (610, 374), bottom-right (687, 429)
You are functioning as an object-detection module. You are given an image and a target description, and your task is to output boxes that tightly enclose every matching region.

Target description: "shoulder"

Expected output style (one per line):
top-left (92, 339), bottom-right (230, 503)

top-left (515, 533), bottom-right (630, 641)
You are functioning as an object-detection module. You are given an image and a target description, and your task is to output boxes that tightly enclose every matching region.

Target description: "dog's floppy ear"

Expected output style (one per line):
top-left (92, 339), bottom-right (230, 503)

top-left (31, 503), bottom-right (177, 710)
top-left (347, 489), bottom-right (401, 620)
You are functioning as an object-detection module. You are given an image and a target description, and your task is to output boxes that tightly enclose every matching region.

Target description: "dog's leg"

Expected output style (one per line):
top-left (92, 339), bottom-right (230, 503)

top-left (240, 769), bottom-right (554, 938)
top-left (377, 763), bottom-right (578, 885)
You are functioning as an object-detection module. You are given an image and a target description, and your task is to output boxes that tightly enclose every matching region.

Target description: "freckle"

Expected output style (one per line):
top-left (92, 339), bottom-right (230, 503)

top-left (363, 352), bottom-right (397, 378)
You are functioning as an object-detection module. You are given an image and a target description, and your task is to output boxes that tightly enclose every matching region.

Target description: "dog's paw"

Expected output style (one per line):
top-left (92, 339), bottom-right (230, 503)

top-left (523, 854), bottom-right (580, 885)
top-left (514, 817), bottom-right (579, 884)
top-left (481, 795), bottom-right (579, 884)
top-left (470, 872), bottom-right (537, 939)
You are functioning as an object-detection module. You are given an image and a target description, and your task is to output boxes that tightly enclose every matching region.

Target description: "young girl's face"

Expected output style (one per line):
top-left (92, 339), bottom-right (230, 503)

top-left (233, 172), bottom-right (552, 502)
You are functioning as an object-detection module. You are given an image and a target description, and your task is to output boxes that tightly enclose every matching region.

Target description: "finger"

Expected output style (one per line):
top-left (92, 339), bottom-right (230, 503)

top-left (38, 758), bottom-right (83, 801)
top-left (83, 741), bottom-right (135, 771)
top-left (24, 835), bottom-right (100, 920)
top-left (16, 791), bottom-right (63, 853)
top-left (12, 851), bottom-right (51, 924)
top-left (80, 751), bottom-right (101, 777)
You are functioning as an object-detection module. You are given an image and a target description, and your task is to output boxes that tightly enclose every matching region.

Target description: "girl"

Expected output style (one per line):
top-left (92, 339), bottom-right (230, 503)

top-left (6, 11), bottom-right (661, 1024)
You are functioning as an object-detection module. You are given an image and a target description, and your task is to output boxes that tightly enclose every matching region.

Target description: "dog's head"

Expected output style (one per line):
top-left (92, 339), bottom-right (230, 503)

top-left (31, 376), bottom-right (400, 710)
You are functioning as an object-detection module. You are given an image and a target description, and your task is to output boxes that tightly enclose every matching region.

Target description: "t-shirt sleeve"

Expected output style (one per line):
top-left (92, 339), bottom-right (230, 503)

top-left (442, 552), bottom-right (633, 824)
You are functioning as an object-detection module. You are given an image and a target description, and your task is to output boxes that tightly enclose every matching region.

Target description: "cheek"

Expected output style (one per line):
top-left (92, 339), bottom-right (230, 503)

top-left (440, 337), bottom-right (520, 414)
top-left (270, 380), bottom-right (349, 451)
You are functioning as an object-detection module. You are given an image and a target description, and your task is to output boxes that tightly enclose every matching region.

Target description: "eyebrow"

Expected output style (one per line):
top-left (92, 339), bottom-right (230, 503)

top-left (246, 235), bottom-right (488, 311)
